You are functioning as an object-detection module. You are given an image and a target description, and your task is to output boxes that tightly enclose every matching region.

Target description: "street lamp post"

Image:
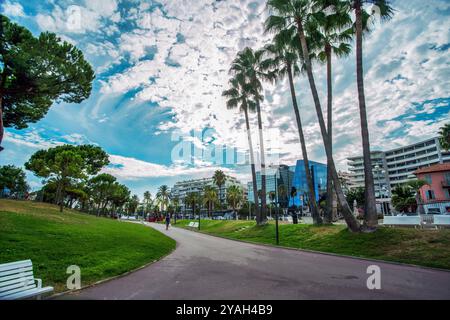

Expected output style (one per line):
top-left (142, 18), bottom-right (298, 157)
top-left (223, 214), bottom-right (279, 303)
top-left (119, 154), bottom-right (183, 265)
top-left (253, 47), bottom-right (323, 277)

top-left (275, 201), bottom-right (279, 245)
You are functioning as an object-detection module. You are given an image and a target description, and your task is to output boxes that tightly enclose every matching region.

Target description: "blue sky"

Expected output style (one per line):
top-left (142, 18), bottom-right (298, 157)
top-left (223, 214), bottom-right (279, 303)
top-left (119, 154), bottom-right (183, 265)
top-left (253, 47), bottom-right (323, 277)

top-left (0, 0), bottom-right (449, 198)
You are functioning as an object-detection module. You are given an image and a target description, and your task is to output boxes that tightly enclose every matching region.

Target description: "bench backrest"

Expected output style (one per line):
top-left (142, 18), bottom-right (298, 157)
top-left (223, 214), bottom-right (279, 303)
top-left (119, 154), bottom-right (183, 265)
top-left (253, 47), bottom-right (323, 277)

top-left (434, 215), bottom-right (450, 225)
top-left (383, 216), bottom-right (421, 225)
top-left (0, 260), bottom-right (36, 299)
top-left (192, 222), bottom-right (199, 228)
top-left (188, 222), bottom-right (194, 227)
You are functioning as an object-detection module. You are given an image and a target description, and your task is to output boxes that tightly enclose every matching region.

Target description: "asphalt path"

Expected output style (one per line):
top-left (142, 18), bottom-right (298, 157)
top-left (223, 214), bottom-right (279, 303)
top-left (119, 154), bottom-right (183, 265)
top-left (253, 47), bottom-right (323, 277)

top-left (62, 222), bottom-right (450, 300)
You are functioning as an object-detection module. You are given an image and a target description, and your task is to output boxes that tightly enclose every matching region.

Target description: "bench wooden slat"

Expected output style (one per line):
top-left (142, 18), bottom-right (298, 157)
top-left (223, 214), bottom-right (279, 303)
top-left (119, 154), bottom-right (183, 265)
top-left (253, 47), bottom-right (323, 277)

top-left (0, 260), bottom-right (32, 272)
top-left (0, 275), bottom-right (34, 288)
top-left (0, 283), bottom-right (37, 298)
top-left (0, 266), bottom-right (33, 277)
top-left (0, 280), bottom-right (36, 293)
top-left (1, 286), bottom-right (53, 300)
top-left (0, 271), bottom-right (34, 283)
top-left (0, 259), bottom-right (53, 300)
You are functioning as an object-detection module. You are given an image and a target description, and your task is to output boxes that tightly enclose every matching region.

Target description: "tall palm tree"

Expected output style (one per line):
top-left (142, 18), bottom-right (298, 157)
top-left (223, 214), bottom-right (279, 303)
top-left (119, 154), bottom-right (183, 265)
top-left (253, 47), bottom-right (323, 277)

top-left (227, 185), bottom-right (243, 220)
top-left (185, 192), bottom-right (201, 217)
top-left (278, 184), bottom-right (288, 209)
top-left (308, 0), bottom-right (353, 223)
top-left (346, 0), bottom-right (394, 229)
top-left (156, 185), bottom-right (169, 212)
top-left (229, 48), bottom-right (275, 225)
top-left (262, 28), bottom-right (322, 225)
top-left (265, 0), bottom-right (360, 232)
top-left (143, 191), bottom-right (152, 218)
top-left (222, 76), bottom-right (261, 224)
top-left (203, 185), bottom-right (218, 218)
top-left (268, 191), bottom-right (277, 218)
top-left (212, 170), bottom-right (226, 206)
top-left (438, 123), bottom-right (450, 151)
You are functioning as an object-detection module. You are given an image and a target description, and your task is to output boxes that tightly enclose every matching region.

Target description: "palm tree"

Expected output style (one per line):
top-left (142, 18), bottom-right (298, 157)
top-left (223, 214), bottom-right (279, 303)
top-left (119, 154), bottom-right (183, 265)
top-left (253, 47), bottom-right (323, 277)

top-left (307, 0), bottom-right (353, 223)
top-left (203, 185), bottom-right (218, 218)
top-left (391, 180), bottom-right (427, 214)
top-left (185, 192), bottom-right (201, 217)
top-left (439, 123), bottom-right (450, 151)
top-left (262, 28), bottom-right (322, 225)
top-left (229, 48), bottom-right (275, 225)
top-left (268, 191), bottom-right (277, 218)
top-left (212, 170), bottom-right (226, 206)
top-left (278, 184), bottom-right (288, 209)
top-left (172, 196), bottom-right (180, 214)
top-left (227, 185), bottom-right (243, 220)
top-left (344, 0), bottom-right (394, 229)
top-left (156, 185), bottom-right (170, 212)
top-left (265, 0), bottom-right (360, 232)
top-left (143, 191), bottom-right (152, 218)
top-left (222, 76), bottom-right (261, 224)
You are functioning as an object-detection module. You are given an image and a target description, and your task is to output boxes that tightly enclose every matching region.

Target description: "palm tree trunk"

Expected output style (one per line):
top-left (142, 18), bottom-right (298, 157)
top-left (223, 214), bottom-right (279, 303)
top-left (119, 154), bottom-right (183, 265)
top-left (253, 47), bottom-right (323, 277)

top-left (255, 99), bottom-right (267, 225)
top-left (325, 45), bottom-right (335, 224)
top-left (0, 98), bottom-right (4, 153)
top-left (0, 69), bottom-right (6, 152)
top-left (355, 1), bottom-right (378, 229)
top-left (287, 64), bottom-right (322, 225)
top-left (244, 106), bottom-right (260, 222)
top-left (296, 21), bottom-right (360, 232)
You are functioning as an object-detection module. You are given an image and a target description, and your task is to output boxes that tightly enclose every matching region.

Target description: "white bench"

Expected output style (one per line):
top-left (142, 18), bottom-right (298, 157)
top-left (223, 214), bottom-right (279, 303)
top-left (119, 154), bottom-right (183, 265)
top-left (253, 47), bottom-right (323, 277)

top-left (434, 215), bottom-right (450, 228)
top-left (187, 222), bottom-right (199, 228)
top-left (383, 216), bottom-right (421, 228)
top-left (0, 260), bottom-right (53, 300)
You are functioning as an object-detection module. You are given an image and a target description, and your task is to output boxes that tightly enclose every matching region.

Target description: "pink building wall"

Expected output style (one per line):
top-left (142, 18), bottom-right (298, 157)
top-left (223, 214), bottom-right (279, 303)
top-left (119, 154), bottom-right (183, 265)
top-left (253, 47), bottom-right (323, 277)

top-left (416, 171), bottom-right (450, 202)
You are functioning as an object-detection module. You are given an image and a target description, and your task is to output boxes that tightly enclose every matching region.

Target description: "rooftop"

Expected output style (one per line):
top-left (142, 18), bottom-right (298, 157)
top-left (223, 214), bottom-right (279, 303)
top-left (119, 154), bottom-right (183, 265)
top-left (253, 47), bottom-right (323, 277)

top-left (414, 163), bottom-right (450, 175)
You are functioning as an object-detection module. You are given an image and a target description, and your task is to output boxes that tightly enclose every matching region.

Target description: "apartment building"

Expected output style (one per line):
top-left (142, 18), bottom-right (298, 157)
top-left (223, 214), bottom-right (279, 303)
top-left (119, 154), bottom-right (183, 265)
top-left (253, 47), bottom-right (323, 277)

top-left (170, 174), bottom-right (242, 208)
top-left (347, 137), bottom-right (450, 197)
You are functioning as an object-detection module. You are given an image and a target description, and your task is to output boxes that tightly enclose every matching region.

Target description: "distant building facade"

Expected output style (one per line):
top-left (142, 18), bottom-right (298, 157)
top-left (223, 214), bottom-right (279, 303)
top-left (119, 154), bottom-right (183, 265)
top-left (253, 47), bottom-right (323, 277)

top-left (170, 175), bottom-right (242, 209)
top-left (290, 160), bottom-right (327, 207)
top-left (247, 161), bottom-right (327, 208)
top-left (247, 165), bottom-right (294, 206)
top-left (347, 137), bottom-right (450, 198)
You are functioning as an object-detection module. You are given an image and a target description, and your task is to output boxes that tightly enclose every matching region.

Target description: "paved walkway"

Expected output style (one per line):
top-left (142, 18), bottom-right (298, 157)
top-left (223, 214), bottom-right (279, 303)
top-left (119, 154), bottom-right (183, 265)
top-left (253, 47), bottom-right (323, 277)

top-left (62, 223), bottom-right (450, 300)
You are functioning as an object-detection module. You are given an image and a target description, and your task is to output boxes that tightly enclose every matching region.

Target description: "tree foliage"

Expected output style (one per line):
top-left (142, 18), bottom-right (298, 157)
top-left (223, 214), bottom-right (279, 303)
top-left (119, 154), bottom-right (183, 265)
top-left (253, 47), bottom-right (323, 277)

top-left (0, 14), bottom-right (95, 150)
top-left (25, 144), bottom-right (109, 212)
top-left (0, 165), bottom-right (29, 196)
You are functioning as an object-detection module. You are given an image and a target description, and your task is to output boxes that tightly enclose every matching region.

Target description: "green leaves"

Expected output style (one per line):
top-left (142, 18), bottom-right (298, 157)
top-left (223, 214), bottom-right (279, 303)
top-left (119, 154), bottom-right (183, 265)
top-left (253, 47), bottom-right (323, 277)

top-left (0, 165), bottom-right (29, 195)
top-left (0, 14), bottom-right (94, 132)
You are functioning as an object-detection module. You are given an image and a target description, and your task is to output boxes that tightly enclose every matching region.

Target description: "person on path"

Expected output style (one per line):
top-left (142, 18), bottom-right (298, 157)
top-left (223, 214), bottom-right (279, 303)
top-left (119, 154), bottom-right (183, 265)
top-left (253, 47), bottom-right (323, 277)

top-left (165, 213), bottom-right (171, 230)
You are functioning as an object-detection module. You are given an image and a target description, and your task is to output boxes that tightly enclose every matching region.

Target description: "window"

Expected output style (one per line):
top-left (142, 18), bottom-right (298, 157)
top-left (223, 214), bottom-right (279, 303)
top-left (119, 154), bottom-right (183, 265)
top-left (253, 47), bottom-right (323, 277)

top-left (426, 190), bottom-right (435, 200)
top-left (445, 173), bottom-right (450, 185)
top-left (424, 174), bottom-right (432, 184)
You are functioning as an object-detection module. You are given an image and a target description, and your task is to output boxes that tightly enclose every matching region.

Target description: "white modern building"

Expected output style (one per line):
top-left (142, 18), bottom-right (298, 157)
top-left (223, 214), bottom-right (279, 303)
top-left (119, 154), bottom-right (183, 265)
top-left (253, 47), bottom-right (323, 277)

top-left (347, 137), bottom-right (450, 197)
top-left (170, 174), bottom-right (243, 209)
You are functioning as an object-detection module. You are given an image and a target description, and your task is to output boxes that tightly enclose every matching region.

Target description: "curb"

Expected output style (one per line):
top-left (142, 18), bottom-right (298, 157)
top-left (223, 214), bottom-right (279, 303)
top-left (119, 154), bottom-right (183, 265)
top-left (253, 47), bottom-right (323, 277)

top-left (49, 223), bottom-right (178, 299)
top-left (173, 225), bottom-right (450, 274)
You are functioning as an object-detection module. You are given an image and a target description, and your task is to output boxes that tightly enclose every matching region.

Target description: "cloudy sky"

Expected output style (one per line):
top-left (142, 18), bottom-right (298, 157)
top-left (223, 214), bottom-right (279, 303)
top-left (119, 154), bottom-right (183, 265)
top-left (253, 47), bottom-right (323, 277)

top-left (0, 0), bottom-right (449, 198)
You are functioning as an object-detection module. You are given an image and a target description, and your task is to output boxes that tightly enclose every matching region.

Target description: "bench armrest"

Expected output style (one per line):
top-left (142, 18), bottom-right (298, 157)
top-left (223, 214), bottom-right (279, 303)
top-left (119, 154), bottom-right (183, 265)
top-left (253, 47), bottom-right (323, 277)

top-left (35, 278), bottom-right (42, 288)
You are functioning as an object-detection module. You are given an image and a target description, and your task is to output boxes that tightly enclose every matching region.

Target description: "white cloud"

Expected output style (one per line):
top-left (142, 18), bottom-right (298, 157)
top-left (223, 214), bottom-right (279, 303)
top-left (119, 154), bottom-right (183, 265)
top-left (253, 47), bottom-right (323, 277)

top-left (1, 1), bottom-right (25, 17)
top-left (103, 154), bottom-right (239, 180)
top-left (35, 0), bottom-right (119, 34)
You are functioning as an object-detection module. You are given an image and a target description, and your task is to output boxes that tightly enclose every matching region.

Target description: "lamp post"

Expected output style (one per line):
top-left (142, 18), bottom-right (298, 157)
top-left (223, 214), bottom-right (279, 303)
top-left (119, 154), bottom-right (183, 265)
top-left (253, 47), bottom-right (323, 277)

top-left (275, 200), bottom-right (279, 245)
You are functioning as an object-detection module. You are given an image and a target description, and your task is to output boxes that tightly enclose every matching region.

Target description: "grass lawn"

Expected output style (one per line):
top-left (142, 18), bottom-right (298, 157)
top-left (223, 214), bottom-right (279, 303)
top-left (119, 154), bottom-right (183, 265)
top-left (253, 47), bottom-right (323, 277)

top-left (0, 200), bottom-right (176, 293)
top-left (175, 219), bottom-right (450, 270)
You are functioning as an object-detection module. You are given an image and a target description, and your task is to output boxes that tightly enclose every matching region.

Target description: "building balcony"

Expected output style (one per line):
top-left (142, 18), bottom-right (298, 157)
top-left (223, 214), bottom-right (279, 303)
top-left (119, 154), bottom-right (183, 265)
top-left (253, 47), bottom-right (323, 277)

top-left (442, 180), bottom-right (450, 188)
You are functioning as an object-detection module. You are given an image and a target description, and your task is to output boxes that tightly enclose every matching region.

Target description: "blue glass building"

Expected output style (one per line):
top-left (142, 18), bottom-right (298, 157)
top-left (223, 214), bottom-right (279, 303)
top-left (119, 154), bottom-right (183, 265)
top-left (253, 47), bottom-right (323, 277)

top-left (290, 160), bottom-right (327, 207)
top-left (247, 165), bottom-right (294, 205)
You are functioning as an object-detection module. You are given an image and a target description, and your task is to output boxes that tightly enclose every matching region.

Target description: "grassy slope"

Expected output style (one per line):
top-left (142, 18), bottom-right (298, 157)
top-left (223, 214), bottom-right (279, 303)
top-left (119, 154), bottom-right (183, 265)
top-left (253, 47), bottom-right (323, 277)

top-left (0, 200), bottom-right (176, 293)
top-left (176, 220), bottom-right (450, 270)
